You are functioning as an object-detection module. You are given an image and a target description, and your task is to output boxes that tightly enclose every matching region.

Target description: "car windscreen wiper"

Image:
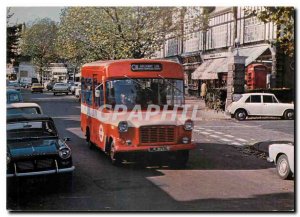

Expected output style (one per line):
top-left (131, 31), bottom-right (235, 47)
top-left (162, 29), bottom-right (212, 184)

top-left (123, 75), bottom-right (153, 92)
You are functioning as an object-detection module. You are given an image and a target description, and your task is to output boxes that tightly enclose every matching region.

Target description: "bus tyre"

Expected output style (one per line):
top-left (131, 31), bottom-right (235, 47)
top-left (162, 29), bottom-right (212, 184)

top-left (172, 150), bottom-right (189, 168)
top-left (86, 128), bottom-right (95, 150)
top-left (110, 141), bottom-right (122, 166)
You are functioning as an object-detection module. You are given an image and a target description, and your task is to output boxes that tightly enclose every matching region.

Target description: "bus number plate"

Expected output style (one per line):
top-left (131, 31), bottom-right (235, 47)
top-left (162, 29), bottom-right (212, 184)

top-left (148, 146), bottom-right (170, 152)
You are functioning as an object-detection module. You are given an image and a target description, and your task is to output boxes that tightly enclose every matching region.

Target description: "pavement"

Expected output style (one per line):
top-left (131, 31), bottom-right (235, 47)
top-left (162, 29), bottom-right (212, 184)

top-left (185, 97), bottom-right (230, 121)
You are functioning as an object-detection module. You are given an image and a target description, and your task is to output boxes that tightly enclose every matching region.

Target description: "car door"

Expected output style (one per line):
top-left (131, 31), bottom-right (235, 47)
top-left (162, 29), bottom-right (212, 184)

top-left (262, 95), bottom-right (280, 116)
top-left (244, 95), bottom-right (263, 115)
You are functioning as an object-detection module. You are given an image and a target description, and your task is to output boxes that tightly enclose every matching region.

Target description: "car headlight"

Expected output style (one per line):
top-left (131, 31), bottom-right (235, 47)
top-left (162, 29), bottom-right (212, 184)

top-left (7, 152), bottom-right (11, 164)
top-left (59, 147), bottom-right (71, 159)
top-left (118, 121), bottom-right (128, 132)
top-left (184, 120), bottom-right (194, 131)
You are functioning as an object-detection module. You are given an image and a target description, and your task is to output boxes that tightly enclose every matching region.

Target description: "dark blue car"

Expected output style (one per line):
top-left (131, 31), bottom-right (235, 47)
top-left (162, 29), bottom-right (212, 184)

top-left (7, 89), bottom-right (23, 104)
top-left (7, 114), bottom-right (75, 178)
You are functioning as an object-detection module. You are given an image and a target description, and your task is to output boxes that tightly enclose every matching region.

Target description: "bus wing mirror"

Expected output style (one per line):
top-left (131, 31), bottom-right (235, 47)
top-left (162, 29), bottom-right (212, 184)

top-left (95, 90), bottom-right (100, 98)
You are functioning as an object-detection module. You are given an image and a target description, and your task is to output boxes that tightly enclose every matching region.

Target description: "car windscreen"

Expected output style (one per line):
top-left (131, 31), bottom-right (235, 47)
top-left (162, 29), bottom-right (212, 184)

top-left (7, 107), bottom-right (40, 115)
top-left (7, 121), bottom-right (57, 139)
top-left (7, 93), bottom-right (22, 103)
top-left (55, 84), bottom-right (67, 87)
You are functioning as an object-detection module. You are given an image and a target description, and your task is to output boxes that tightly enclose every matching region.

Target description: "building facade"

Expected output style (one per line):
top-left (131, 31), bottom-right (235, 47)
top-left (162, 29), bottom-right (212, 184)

top-left (154, 7), bottom-right (293, 91)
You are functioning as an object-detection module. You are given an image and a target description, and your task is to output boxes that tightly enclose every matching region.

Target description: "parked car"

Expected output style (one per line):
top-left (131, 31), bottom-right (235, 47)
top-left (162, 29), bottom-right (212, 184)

top-left (52, 83), bottom-right (69, 95)
top-left (46, 81), bottom-right (56, 91)
top-left (267, 143), bottom-right (294, 180)
top-left (226, 93), bottom-right (294, 121)
top-left (31, 83), bottom-right (44, 93)
top-left (7, 103), bottom-right (43, 116)
top-left (7, 89), bottom-right (23, 104)
top-left (7, 81), bottom-right (21, 91)
top-left (70, 82), bottom-right (81, 95)
top-left (6, 114), bottom-right (75, 178)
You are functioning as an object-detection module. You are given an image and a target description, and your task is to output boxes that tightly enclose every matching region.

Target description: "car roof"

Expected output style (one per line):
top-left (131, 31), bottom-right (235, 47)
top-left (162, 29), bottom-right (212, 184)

top-left (242, 93), bottom-right (274, 96)
top-left (7, 114), bottom-right (53, 123)
top-left (7, 103), bottom-right (41, 109)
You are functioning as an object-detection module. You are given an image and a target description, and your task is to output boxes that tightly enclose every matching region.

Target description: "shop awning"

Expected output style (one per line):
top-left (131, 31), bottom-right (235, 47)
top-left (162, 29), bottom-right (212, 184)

top-left (192, 44), bottom-right (271, 80)
top-left (192, 57), bottom-right (228, 80)
top-left (239, 44), bottom-right (271, 66)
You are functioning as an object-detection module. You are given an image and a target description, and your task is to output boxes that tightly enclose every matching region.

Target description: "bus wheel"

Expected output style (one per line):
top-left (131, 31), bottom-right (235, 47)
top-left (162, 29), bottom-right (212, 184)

top-left (172, 150), bottom-right (189, 169)
top-left (109, 140), bottom-right (122, 166)
top-left (86, 128), bottom-right (95, 150)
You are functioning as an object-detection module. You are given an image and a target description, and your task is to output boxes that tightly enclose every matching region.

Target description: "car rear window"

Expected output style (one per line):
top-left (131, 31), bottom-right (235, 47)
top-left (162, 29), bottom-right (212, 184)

top-left (245, 95), bottom-right (261, 103)
top-left (7, 107), bottom-right (40, 115)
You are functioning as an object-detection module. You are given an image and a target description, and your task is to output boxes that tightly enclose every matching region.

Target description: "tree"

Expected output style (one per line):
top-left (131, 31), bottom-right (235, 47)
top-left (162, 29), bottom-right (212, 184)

top-left (7, 24), bottom-right (22, 65)
top-left (246, 7), bottom-right (294, 57)
top-left (21, 18), bottom-right (58, 83)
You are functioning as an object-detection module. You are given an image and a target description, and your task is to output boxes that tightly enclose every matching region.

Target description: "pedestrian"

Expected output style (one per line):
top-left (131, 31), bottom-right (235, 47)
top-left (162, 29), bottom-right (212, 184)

top-left (200, 81), bottom-right (207, 100)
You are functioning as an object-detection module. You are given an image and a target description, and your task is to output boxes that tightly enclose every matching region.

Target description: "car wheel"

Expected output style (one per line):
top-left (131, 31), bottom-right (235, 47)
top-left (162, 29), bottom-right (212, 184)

top-left (53, 93), bottom-right (56, 96)
top-left (284, 110), bottom-right (294, 120)
top-left (66, 92), bottom-right (68, 95)
top-left (276, 154), bottom-right (292, 180)
top-left (110, 140), bottom-right (122, 166)
top-left (235, 109), bottom-right (247, 121)
top-left (171, 150), bottom-right (189, 169)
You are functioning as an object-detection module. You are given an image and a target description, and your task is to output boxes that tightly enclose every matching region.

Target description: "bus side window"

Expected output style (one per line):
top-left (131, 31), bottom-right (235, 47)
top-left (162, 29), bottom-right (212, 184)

top-left (95, 83), bottom-right (104, 107)
top-left (81, 77), bottom-right (86, 103)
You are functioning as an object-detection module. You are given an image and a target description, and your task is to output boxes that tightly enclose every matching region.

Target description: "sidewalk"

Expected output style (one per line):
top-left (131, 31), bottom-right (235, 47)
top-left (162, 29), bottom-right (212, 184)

top-left (185, 98), bottom-right (231, 121)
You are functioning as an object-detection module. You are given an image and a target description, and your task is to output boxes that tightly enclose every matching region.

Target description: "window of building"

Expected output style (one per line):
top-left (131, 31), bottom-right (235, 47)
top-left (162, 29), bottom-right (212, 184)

top-left (244, 16), bottom-right (265, 43)
top-left (212, 24), bottom-right (228, 48)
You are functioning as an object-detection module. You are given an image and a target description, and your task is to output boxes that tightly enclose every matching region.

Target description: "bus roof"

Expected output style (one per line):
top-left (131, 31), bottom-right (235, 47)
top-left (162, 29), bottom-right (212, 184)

top-left (81, 59), bottom-right (184, 79)
top-left (82, 59), bottom-right (177, 67)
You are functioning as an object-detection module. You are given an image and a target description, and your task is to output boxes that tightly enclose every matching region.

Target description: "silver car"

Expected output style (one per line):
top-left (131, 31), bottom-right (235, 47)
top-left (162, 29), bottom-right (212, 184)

top-left (53, 83), bottom-right (69, 95)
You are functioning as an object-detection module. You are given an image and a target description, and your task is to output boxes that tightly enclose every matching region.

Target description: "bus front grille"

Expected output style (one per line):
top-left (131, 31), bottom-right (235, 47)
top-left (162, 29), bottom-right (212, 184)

top-left (140, 126), bottom-right (176, 144)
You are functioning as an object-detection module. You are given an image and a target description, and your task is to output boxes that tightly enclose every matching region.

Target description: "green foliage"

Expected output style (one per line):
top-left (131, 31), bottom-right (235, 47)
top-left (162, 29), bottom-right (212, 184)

top-left (21, 18), bottom-right (58, 80)
top-left (7, 24), bottom-right (22, 64)
top-left (246, 7), bottom-right (294, 57)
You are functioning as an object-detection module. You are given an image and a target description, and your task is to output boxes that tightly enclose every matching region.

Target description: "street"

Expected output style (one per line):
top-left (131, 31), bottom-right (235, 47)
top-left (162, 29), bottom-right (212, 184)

top-left (7, 91), bottom-right (294, 211)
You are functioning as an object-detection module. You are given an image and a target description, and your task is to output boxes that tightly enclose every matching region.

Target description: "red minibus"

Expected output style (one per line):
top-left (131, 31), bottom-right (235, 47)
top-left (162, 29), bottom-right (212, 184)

top-left (80, 59), bottom-right (195, 166)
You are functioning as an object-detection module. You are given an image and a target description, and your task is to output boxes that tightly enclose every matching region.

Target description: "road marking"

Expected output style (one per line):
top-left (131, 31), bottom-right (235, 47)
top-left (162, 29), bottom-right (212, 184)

top-left (236, 138), bottom-right (247, 142)
top-left (220, 138), bottom-right (232, 142)
top-left (199, 131), bottom-right (210, 135)
top-left (215, 132), bottom-right (224, 135)
top-left (231, 142), bottom-right (243, 146)
top-left (196, 127), bottom-right (204, 130)
top-left (224, 134), bottom-right (234, 138)
top-left (206, 129), bottom-right (215, 132)
top-left (209, 134), bottom-right (220, 138)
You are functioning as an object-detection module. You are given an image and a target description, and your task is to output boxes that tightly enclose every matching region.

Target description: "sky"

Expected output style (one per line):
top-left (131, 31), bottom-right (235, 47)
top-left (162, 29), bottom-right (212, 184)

top-left (8, 7), bottom-right (64, 25)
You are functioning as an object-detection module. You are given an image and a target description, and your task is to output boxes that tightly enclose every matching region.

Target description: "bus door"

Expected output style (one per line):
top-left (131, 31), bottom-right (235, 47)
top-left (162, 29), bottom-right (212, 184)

top-left (92, 75), bottom-right (105, 147)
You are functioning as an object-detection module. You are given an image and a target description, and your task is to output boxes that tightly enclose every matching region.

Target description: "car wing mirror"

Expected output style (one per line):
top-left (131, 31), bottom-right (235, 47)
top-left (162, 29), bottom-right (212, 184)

top-left (95, 90), bottom-right (100, 98)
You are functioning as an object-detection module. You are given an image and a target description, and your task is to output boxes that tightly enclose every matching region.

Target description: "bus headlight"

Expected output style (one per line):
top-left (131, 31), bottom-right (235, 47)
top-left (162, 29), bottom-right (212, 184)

top-left (184, 120), bottom-right (194, 131)
top-left (182, 137), bottom-right (189, 144)
top-left (59, 147), bottom-right (71, 159)
top-left (118, 121), bottom-right (128, 132)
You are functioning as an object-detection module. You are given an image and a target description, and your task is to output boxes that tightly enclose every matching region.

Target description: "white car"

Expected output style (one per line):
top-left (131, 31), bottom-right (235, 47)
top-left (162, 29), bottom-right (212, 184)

top-left (7, 103), bottom-right (43, 116)
top-left (52, 83), bottom-right (69, 95)
top-left (267, 143), bottom-right (294, 180)
top-left (70, 82), bottom-right (81, 95)
top-left (226, 93), bottom-right (294, 121)
top-left (75, 86), bottom-right (81, 102)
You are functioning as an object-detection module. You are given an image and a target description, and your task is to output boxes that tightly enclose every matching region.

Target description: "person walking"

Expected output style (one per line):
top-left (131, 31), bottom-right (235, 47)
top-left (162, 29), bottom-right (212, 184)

top-left (200, 81), bottom-right (207, 100)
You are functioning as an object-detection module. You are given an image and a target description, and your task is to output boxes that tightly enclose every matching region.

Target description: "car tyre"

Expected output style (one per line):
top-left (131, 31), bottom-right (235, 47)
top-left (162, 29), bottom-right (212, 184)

top-left (86, 128), bottom-right (95, 150)
top-left (109, 140), bottom-right (122, 166)
top-left (284, 109), bottom-right (294, 120)
top-left (53, 93), bottom-right (56, 96)
top-left (276, 154), bottom-right (292, 180)
top-left (58, 172), bottom-right (74, 192)
top-left (235, 109), bottom-right (247, 121)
